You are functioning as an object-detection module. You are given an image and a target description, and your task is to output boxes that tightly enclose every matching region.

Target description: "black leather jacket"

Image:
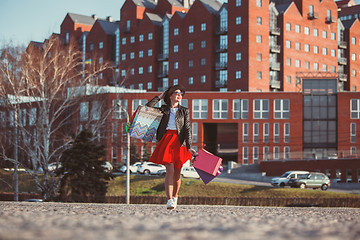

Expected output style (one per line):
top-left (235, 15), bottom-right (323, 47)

top-left (146, 96), bottom-right (192, 150)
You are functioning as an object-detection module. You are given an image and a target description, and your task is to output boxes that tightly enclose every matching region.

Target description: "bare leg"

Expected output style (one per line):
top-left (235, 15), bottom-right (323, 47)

top-left (173, 167), bottom-right (182, 198)
top-left (165, 163), bottom-right (174, 199)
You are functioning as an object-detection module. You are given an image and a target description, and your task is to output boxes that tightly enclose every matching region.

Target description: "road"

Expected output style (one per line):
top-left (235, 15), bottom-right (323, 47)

top-left (0, 202), bottom-right (359, 240)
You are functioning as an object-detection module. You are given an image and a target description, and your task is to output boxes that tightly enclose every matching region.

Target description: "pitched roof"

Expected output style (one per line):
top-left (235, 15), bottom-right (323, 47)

top-left (68, 13), bottom-right (97, 25)
top-left (97, 20), bottom-right (119, 35)
top-left (341, 18), bottom-right (358, 28)
top-left (145, 12), bottom-right (163, 25)
top-left (132, 0), bottom-right (157, 9)
top-left (200, 0), bottom-right (222, 14)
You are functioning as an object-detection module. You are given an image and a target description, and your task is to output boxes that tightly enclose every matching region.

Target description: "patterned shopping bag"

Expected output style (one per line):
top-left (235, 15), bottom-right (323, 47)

top-left (128, 105), bottom-right (163, 142)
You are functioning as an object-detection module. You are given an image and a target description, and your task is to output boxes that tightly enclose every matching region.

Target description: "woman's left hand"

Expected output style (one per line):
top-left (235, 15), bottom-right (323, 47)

top-left (188, 148), bottom-right (197, 156)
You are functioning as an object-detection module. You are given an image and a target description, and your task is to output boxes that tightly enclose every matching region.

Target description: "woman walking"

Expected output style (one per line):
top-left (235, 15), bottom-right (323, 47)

top-left (146, 85), bottom-right (197, 209)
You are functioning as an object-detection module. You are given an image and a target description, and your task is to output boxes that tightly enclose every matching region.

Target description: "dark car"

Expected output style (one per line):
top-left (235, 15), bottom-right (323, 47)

top-left (288, 172), bottom-right (331, 191)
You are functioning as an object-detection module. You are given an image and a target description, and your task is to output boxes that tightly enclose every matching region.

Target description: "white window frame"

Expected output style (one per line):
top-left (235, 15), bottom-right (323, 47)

top-left (253, 123), bottom-right (259, 143)
top-left (274, 99), bottom-right (290, 119)
top-left (254, 99), bottom-right (269, 119)
top-left (233, 99), bottom-right (248, 119)
top-left (263, 123), bottom-right (269, 143)
top-left (284, 123), bottom-right (290, 143)
top-left (192, 99), bottom-right (208, 119)
top-left (213, 99), bottom-right (228, 119)
top-left (274, 123), bottom-right (280, 143)
top-left (243, 123), bottom-right (248, 143)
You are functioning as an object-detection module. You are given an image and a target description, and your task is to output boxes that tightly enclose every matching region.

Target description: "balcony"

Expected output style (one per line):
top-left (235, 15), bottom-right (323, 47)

top-left (325, 16), bottom-right (336, 24)
top-left (270, 43), bottom-right (280, 53)
top-left (157, 53), bottom-right (169, 61)
top-left (216, 44), bottom-right (228, 52)
top-left (339, 40), bottom-right (347, 49)
top-left (216, 25), bottom-right (228, 35)
top-left (308, 12), bottom-right (319, 20)
top-left (339, 73), bottom-right (347, 82)
top-left (215, 80), bottom-right (227, 88)
top-left (157, 70), bottom-right (168, 78)
top-left (338, 57), bottom-right (347, 65)
top-left (215, 62), bottom-right (227, 70)
top-left (270, 62), bottom-right (280, 71)
top-left (270, 80), bottom-right (281, 89)
top-left (269, 26), bottom-right (280, 35)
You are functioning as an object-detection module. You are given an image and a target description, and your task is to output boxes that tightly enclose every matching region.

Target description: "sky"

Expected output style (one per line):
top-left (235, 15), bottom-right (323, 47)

top-left (1, 0), bottom-right (360, 47)
top-left (0, 0), bottom-right (126, 47)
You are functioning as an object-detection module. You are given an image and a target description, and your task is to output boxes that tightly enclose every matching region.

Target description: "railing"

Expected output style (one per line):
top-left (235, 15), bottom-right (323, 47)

top-left (308, 12), bottom-right (319, 19)
top-left (157, 70), bottom-right (168, 78)
top-left (339, 73), bottom-right (347, 82)
top-left (216, 44), bottom-right (228, 52)
top-left (270, 80), bottom-right (281, 89)
top-left (216, 25), bottom-right (228, 34)
top-left (157, 53), bottom-right (169, 61)
top-left (270, 43), bottom-right (280, 53)
top-left (339, 40), bottom-right (347, 49)
top-left (215, 62), bottom-right (228, 69)
top-left (325, 16), bottom-right (336, 23)
top-left (338, 57), bottom-right (347, 65)
top-left (215, 80), bottom-right (227, 88)
top-left (269, 26), bottom-right (280, 35)
top-left (270, 62), bottom-right (280, 71)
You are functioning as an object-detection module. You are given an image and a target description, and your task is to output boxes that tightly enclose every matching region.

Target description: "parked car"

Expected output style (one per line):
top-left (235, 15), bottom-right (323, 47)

top-left (181, 166), bottom-right (200, 179)
top-left (271, 171), bottom-right (309, 187)
top-left (137, 162), bottom-right (165, 175)
top-left (288, 172), bottom-right (331, 191)
top-left (120, 162), bottom-right (142, 173)
top-left (157, 169), bottom-right (166, 176)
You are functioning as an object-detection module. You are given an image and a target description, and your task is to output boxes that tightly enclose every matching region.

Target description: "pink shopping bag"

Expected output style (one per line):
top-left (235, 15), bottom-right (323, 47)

top-left (193, 149), bottom-right (222, 176)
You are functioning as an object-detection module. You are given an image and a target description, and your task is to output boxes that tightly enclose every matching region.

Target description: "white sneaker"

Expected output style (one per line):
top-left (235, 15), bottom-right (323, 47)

top-left (167, 199), bottom-right (175, 209)
top-left (172, 197), bottom-right (178, 208)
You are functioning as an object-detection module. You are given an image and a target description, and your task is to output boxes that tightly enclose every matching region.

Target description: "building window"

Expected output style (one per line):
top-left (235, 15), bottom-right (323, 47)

top-left (201, 23), bottom-right (206, 31)
top-left (139, 51), bottom-right (143, 58)
top-left (256, 0), bottom-right (262, 7)
top-left (189, 25), bottom-right (194, 33)
top-left (284, 123), bottom-right (290, 143)
top-left (173, 79), bottom-right (178, 85)
top-left (351, 146), bottom-right (357, 155)
top-left (236, 71), bottom-right (242, 79)
top-left (236, 0), bottom-right (241, 7)
top-left (284, 147), bottom-right (290, 160)
top-left (193, 99), bottom-right (208, 119)
top-left (29, 108), bottom-right (36, 126)
top-left (286, 40), bottom-right (291, 48)
top-left (351, 99), bottom-right (360, 118)
top-left (236, 35), bottom-right (242, 43)
top-left (322, 48), bottom-right (327, 56)
top-left (286, 23), bottom-right (291, 31)
top-left (148, 33), bottom-right (153, 40)
top-left (256, 35), bottom-right (262, 43)
top-left (256, 53), bottom-right (262, 61)
top-left (121, 53), bottom-right (126, 61)
top-left (243, 123), bottom-right (249, 143)
top-left (201, 41), bottom-right (206, 48)
top-left (243, 147), bottom-right (248, 164)
top-left (80, 102), bottom-right (89, 121)
top-left (99, 42), bottom-right (103, 49)
top-left (233, 99), bottom-right (249, 119)
top-left (148, 49), bottom-right (152, 56)
top-left (99, 57), bottom-right (103, 64)
top-left (253, 123), bottom-right (259, 143)
top-left (188, 42), bottom-right (194, 50)
top-left (130, 52), bottom-right (134, 59)
top-left (213, 99), bottom-right (228, 119)
top-left (130, 36), bottom-right (135, 43)
top-left (174, 45), bottom-right (178, 53)
top-left (274, 99), bottom-right (290, 119)
top-left (122, 37), bottom-right (126, 45)
top-left (295, 42), bottom-right (300, 50)
top-left (236, 53), bottom-right (242, 61)
top-left (351, 123), bottom-right (356, 143)
top-left (257, 17), bottom-right (262, 25)
top-left (139, 34), bottom-right (144, 42)
top-left (148, 65), bottom-right (152, 73)
top-left (147, 82), bottom-right (152, 89)
top-left (138, 67), bottom-right (143, 74)
top-left (263, 146), bottom-right (269, 160)
top-left (295, 25), bottom-right (300, 33)
top-left (286, 58), bottom-right (291, 66)
top-left (314, 28), bottom-right (318, 37)
top-left (304, 44), bottom-right (310, 52)
top-left (274, 123), bottom-right (280, 143)
top-left (254, 99), bottom-right (269, 119)
top-left (314, 62), bottom-right (319, 70)
top-left (236, 17), bottom-right (241, 25)
top-left (192, 122), bottom-right (198, 143)
top-left (331, 32), bottom-right (336, 40)
top-left (263, 123), bottom-right (269, 143)
top-left (188, 77), bottom-right (193, 85)
top-left (304, 27), bottom-right (310, 35)
top-left (257, 71), bottom-right (262, 79)
top-left (113, 99), bottom-right (128, 119)
top-left (188, 60), bottom-right (194, 68)
top-left (314, 46), bottom-right (319, 54)
top-left (352, 37), bottom-right (356, 45)
top-left (253, 147), bottom-right (259, 163)
top-left (201, 75), bottom-right (206, 83)
top-left (174, 28), bottom-right (179, 36)
top-left (295, 59), bottom-right (300, 68)
top-left (174, 62), bottom-right (178, 70)
top-left (274, 147), bottom-right (280, 160)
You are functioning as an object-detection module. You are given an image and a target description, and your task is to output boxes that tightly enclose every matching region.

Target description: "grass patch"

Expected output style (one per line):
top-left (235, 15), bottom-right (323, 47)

top-left (106, 175), bottom-right (360, 199)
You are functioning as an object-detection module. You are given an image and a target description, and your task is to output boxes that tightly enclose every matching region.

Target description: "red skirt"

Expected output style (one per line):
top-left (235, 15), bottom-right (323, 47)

top-left (149, 130), bottom-right (192, 169)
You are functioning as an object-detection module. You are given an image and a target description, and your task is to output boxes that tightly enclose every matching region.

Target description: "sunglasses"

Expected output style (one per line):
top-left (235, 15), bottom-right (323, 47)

top-left (174, 91), bottom-right (184, 96)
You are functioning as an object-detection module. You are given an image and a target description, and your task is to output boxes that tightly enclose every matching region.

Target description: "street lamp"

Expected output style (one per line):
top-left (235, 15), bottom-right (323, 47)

top-left (116, 102), bottom-right (130, 204)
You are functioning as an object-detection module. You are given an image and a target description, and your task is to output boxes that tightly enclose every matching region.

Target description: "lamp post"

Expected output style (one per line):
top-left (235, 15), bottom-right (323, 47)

top-left (117, 102), bottom-right (130, 204)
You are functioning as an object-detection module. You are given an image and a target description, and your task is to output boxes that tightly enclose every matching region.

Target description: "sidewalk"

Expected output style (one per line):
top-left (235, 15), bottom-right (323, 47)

top-left (0, 202), bottom-right (359, 240)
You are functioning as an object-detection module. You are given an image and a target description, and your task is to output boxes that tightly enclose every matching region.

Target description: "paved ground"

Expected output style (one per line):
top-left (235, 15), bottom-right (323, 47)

top-left (0, 202), bottom-right (359, 240)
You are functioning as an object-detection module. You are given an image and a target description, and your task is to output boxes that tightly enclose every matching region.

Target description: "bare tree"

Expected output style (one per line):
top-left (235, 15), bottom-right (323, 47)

top-left (0, 37), bottom-right (113, 201)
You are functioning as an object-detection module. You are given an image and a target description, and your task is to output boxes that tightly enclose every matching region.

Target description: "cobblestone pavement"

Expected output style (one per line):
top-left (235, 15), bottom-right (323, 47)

top-left (0, 202), bottom-right (359, 240)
